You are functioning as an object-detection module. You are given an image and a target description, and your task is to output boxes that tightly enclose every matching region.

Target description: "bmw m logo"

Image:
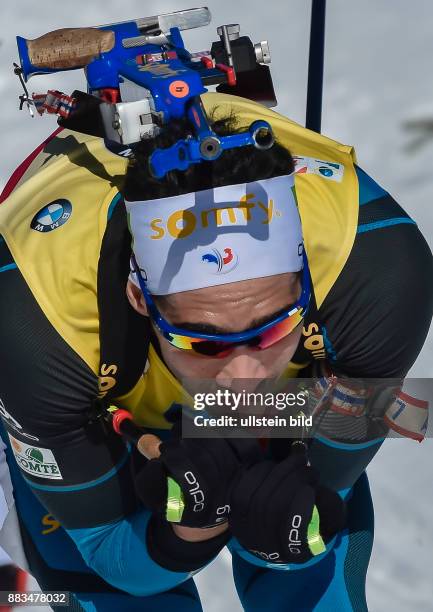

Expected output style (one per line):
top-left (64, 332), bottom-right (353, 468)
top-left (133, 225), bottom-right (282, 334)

top-left (31, 200), bottom-right (72, 233)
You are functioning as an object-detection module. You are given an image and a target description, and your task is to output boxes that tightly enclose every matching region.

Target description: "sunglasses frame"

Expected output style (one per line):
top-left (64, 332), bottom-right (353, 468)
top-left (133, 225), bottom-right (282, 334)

top-left (131, 250), bottom-right (311, 350)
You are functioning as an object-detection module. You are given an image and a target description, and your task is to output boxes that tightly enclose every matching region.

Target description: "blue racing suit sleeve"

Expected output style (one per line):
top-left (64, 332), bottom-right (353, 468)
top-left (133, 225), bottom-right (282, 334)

top-left (226, 482), bottom-right (350, 572)
top-left (231, 473), bottom-right (374, 612)
top-left (313, 164), bottom-right (433, 378)
top-left (66, 510), bottom-right (192, 596)
top-left (228, 435), bottom-right (385, 572)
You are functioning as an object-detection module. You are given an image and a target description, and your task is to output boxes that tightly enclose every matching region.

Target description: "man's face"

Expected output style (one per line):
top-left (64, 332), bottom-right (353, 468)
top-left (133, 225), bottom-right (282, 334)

top-left (127, 272), bottom-right (303, 390)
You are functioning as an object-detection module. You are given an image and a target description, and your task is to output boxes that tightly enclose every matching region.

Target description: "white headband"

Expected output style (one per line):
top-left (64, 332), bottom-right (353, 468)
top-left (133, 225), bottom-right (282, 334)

top-left (125, 173), bottom-right (303, 295)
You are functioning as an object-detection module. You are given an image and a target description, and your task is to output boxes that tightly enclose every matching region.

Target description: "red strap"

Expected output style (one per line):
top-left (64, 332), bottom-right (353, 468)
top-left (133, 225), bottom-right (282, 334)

top-left (0, 127), bottom-right (63, 205)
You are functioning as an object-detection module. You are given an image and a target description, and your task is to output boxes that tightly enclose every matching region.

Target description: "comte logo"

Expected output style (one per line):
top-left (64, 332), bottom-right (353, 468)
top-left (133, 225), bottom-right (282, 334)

top-left (25, 447), bottom-right (44, 463)
top-left (31, 199), bottom-right (72, 233)
top-left (8, 434), bottom-right (63, 480)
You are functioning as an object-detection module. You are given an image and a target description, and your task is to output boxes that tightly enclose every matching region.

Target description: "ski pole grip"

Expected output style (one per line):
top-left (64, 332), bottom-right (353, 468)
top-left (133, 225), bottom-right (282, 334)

top-left (109, 407), bottom-right (185, 521)
top-left (112, 409), bottom-right (162, 459)
top-left (17, 28), bottom-right (115, 79)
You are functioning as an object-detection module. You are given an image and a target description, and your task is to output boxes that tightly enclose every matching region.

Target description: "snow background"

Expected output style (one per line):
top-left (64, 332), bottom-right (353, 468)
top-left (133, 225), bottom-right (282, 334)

top-left (1, 1), bottom-right (432, 609)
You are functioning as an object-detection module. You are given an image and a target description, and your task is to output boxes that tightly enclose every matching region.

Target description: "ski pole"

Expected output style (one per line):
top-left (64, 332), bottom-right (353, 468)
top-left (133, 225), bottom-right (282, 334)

top-left (305, 0), bottom-right (327, 133)
top-left (106, 407), bottom-right (185, 523)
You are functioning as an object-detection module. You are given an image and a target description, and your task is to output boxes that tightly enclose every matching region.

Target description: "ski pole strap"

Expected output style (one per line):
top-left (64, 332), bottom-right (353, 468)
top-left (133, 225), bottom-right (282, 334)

top-left (307, 505), bottom-right (326, 556)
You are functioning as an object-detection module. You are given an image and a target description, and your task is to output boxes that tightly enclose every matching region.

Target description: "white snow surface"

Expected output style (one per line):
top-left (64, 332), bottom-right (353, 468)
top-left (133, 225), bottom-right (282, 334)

top-left (1, 1), bottom-right (433, 610)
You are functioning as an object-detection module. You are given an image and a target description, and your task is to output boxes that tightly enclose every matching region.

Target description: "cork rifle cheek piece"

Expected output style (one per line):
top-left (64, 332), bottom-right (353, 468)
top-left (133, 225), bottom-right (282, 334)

top-left (26, 28), bottom-right (115, 70)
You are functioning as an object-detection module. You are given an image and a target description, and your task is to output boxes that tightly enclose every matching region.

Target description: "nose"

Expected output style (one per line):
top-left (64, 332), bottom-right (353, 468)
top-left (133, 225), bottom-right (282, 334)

top-left (215, 348), bottom-right (269, 392)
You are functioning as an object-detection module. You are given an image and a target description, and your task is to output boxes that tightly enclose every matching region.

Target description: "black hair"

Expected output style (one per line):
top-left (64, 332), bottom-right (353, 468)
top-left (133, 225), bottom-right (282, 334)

top-left (123, 108), bottom-right (294, 201)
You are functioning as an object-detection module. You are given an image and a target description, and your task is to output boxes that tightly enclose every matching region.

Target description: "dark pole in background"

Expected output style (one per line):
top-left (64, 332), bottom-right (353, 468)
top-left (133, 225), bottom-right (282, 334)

top-left (305, 0), bottom-right (327, 133)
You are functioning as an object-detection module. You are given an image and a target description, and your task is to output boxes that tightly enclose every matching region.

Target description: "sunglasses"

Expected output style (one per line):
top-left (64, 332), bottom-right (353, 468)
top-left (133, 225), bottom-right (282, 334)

top-left (131, 252), bottom-right (311, 358)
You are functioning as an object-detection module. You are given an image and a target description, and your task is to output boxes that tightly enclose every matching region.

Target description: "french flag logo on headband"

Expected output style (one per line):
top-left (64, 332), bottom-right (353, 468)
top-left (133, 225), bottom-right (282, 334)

top-left (201, 248), bottom-right (239, 274)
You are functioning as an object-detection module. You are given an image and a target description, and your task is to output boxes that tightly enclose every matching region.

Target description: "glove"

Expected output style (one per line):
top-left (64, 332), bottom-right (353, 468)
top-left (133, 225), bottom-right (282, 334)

top-left (135, 430), bottom-right (262, 528)
top-left (229, 453), bottom-right (347, 565)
